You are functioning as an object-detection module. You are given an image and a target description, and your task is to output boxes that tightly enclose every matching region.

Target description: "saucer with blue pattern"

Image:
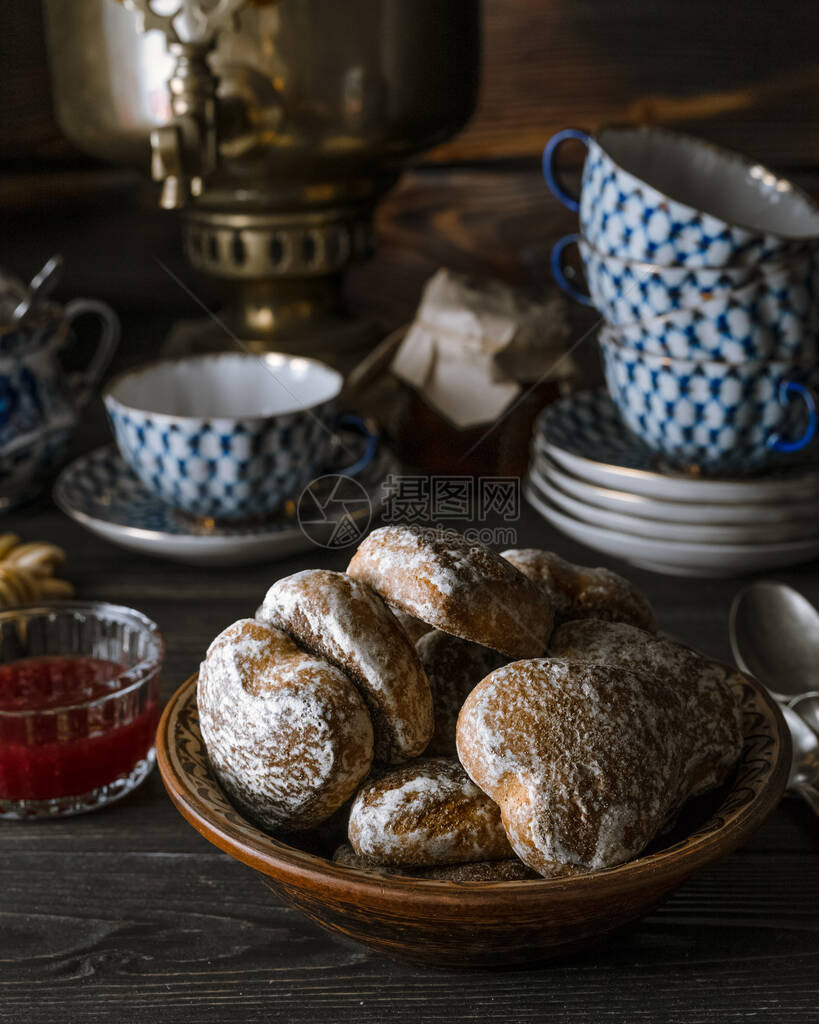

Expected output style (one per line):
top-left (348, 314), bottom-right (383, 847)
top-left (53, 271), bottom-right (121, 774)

top-left (534, 390), bottom-right (819, 503)
top-left (54, 437), bottom-right (398, 567)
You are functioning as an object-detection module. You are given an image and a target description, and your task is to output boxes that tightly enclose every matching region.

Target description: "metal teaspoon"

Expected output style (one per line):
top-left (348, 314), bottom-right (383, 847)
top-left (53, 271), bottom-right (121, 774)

top-left (729, 581), bottom-right (819, 702)
top-left (782, 704), bottom-right (819, 817)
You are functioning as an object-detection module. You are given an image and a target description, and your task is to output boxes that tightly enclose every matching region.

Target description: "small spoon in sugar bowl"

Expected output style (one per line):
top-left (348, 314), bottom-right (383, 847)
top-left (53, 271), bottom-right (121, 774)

top-left (11, 254), bottom-right (64, 324)
top-left (730, 581), bottom-right (819, 703)
top-left (781, 704), bottom-right (819, 818)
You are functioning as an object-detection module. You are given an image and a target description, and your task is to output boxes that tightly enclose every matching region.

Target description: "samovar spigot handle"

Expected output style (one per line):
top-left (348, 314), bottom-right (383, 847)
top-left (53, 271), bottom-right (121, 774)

top-left (121, 0), bottom-right (246, 208)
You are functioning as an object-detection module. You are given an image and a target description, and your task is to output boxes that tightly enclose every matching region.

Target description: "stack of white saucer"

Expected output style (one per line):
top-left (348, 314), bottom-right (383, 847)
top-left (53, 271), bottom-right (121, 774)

top-left (524, 391), bottom-right (819, 577)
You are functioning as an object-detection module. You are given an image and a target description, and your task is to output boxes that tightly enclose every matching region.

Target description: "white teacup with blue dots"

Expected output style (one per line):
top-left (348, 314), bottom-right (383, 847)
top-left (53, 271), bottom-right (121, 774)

top-left (598, 329), bottom-right (819, 475)
top-left (104, 353), bottom-right (344, 521)
top-left (544, 125), bottom-right (819, 268)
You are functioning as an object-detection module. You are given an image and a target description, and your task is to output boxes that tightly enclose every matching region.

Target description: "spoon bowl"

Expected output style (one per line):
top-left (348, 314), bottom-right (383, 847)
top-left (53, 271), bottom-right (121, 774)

top-left (729, 582), bottom-right (819, 700)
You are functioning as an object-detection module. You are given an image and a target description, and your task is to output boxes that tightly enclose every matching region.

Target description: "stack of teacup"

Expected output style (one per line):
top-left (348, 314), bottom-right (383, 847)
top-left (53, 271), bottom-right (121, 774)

top-left (545, 125), bottom-right (819, 476)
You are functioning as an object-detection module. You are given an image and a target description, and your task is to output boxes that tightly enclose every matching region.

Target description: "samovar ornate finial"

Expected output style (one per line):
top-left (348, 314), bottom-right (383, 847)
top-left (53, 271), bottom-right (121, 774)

top-left (121, 0), bottom-right (245, 46)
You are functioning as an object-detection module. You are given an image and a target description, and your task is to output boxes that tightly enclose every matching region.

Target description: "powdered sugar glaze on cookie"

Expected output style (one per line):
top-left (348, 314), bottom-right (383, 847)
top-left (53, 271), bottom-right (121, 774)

top-left (347, 525), bottom-right (554, 658)
top-left (348, 757), bottom-right (514, 866)
top-left (259, 569), bottom-right (433, 763)
top-left (502, 548), bottom-right (655, 631)
top-left (415, 629), bottom-right (507, 756)
top-left (457, 658), bottom-right (689, 875)
top-left (549, 619), bottom-right (743, 799)
top-left (198, 618), bottom-right (373, 833)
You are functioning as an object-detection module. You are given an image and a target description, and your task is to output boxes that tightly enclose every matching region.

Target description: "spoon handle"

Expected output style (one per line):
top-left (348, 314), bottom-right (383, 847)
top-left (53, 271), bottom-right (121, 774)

top-left (791, 782), bottom-right (819, 818)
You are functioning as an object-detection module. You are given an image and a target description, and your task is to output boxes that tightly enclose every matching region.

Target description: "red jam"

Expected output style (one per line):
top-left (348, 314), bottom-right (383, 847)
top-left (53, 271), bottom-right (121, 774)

top-left (0, 656), bottom-right (159, 801)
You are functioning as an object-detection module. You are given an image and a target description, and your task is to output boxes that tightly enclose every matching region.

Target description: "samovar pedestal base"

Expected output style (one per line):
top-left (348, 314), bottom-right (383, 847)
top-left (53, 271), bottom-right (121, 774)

top-left (161, 207), bottom-right (383, 368)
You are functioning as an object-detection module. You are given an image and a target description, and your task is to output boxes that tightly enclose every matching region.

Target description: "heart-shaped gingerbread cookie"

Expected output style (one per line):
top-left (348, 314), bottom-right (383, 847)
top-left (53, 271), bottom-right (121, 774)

top-left (456, 658), bottom-right (688, 875)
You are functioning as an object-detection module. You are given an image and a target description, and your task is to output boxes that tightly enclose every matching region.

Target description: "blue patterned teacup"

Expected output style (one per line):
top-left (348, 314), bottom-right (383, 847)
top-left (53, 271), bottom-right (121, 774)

top-left (552, 233), bottom-right (819, 335)
top-left (0, 299), bottom-right (119, 509)
top-left (598, 328), bottom-right (818, 474)
top-left (554, 234), bottom-right (819, 363)
top-left (612, 292), bottom-right (819, 365)
top-left (544, 126), bottom-right (819, 268)
top-left (104, 352), bottom-right (375, 521)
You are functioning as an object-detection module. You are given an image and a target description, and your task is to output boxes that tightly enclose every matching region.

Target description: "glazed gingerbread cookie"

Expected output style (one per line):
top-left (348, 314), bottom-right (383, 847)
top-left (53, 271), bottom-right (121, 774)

top-left (415, 629), bottom-right (507, 756)
top-left (549, 619), bottom-right (743, 798)
top-left (258, 569), bottom-right (434, 763)
top-left (502, 549), bottom-right (655, 631)
top-left (347, 526), bottom-right (553, 658)
top-left (420, 859), bottom-right (542, 881)
top-left (198, 618), bottom-right (373, 833)
top-left (332, 843), bottom-right (539, 881)
top-left (348, 757), bottom-right (513, 866)
top-left (390, 606), bottom-right (433, 642)
top-left (456, 658), bottom-right (688, 875)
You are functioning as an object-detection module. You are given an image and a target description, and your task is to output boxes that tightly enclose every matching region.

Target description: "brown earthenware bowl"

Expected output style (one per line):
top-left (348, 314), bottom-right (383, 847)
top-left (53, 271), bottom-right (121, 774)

top-left (156, 671), bottom-right (790, 968)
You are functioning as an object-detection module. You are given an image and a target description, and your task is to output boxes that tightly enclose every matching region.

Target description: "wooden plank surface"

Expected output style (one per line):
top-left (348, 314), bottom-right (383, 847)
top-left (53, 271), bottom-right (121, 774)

top-left (0, 329), bottom-right (817, 1021)
top-left (4, 0), bottom-right (819, 169)
top-left (434, 0), bottom-right (819, 167)
top-left (1, 805), bottom-right (816, 1023)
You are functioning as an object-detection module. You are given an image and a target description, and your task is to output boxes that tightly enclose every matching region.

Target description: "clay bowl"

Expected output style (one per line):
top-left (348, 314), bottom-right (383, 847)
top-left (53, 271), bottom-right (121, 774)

top-left (157, 672), bottom-right (790, 969)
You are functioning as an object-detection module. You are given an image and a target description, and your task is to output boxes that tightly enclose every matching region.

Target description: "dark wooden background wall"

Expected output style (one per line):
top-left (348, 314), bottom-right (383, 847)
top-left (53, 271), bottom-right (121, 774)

top-left (2, 0), bottom-right (819, 331)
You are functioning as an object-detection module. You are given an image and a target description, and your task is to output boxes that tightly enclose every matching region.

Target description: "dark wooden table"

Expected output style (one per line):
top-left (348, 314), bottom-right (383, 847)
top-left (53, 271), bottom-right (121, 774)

top-left (1, 320), bottom-right (819, 1024)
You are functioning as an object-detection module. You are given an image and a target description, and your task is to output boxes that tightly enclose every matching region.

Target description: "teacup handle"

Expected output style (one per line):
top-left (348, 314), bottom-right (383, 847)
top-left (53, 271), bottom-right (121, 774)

top-left (334, 413), bottom-right (379, 476)
top-left (542, 128), bottom-right (590, 212)
top-left (551, 233), bottom-right (594, 307)
top-left (63, 299), bottom-right (120, 409)
top-left (768, 380), bottom-right (818, 454)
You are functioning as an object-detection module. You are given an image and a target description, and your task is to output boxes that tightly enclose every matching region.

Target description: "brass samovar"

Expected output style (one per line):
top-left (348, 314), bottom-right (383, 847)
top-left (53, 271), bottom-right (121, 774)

top-left (43, 0), bottom-right (480, 356)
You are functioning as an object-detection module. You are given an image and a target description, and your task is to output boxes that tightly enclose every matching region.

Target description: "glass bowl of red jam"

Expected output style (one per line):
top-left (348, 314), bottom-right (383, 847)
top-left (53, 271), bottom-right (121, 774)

top-left (0, 602), bottom-right (164, 818)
